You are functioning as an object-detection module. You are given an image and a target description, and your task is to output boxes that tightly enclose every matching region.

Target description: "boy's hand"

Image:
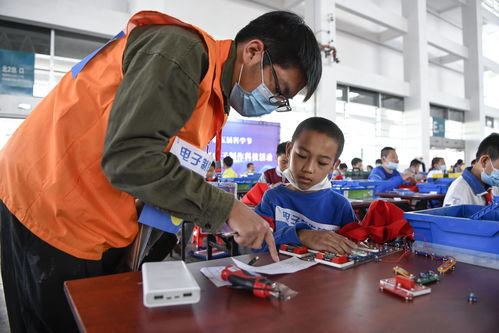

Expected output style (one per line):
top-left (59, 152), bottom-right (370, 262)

top-left (227, 200), bottom-right (279, 262)
top-left (297, 229), bottom-right (357, 254)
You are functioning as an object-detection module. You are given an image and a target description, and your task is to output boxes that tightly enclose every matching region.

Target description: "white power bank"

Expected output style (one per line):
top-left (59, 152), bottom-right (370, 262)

top-left (142, 261), bottom-right (200, 308)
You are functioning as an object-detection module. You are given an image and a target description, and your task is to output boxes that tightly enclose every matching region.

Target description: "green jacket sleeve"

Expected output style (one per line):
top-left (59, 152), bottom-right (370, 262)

top-left (102, 25), bottom-right (234, 232)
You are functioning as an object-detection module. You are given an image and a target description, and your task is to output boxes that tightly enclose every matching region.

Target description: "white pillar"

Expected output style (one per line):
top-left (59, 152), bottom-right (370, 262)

top-left (462, 0), bottom-right (485, 163)
top-left (305, 0), bottom-right (337, 121)
top-left (402, 0), bottom-right (430, 166)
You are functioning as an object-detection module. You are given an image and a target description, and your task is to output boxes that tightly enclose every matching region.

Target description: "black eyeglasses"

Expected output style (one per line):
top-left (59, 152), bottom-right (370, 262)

top-left (264, 51), bottom-right (292, 112)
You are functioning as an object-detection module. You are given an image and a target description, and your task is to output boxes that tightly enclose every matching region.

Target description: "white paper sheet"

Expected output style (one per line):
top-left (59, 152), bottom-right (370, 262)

top-left (200, 266), bottom-right (232, 287)
top-left (231, 256), bottom-right (317, 275)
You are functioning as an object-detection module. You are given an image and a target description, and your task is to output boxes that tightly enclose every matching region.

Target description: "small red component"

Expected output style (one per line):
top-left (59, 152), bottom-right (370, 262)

top-left (333, 254), bottom-right (348, 264)
top-left (293, 246), bottom-right (308, 254)
top-left (279, 244), bottom-right (287, 251)
top-left (396, 275), bottom-right (415, 290)
top-left (316, 252), bottom-right (325, 260)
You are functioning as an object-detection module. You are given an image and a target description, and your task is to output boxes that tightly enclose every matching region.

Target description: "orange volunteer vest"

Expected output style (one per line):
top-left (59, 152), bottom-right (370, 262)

top-left (0, 11), bottom-right (232, 260)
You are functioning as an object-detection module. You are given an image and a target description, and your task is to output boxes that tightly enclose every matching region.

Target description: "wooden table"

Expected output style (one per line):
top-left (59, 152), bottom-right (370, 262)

top-left (65, 252), bottom-right (499, 333)
top-left (377, 191), bottom-right (446, 209)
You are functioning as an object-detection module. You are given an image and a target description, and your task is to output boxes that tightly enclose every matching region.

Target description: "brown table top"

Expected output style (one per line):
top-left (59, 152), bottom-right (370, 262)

top-left (65, 253), bottom-right (499, 333)
top-left (377, 191), bottom-right (446, 200)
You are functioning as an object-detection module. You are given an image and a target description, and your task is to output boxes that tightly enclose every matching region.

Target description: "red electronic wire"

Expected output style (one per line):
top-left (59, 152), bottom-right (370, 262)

top-left (380, 236), bottom-right (412, 264)
top-left (413, 233), bottom-right (455, 262)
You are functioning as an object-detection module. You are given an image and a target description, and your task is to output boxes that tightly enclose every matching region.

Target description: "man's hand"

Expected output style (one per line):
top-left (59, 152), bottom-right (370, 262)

top-left (227, 200), bottom-right (279, 261)
top-left (298, 229), bottom-right (357, 254)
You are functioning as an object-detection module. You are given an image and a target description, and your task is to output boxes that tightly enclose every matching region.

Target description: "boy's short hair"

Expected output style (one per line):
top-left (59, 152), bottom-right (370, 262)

top-left (247, 162), bottom-right (254, 168)
top-left (223, 156), bottom-right (234, 167)
top-left (410, 159), bottom-right (422, 167)
top-left (210, 161), bottom-right (216, 168)
top-left (476, 133), bottom-right (499, 160)
top-left (351, 157), bottom-right (362, 167)
top-left (375, 159), bottom-right (382, 165)
top-left (381, 147), bottom-right (395, 158)
top-left (291, 117), bottom-right (345, 160)
top-left (235, 11), bottom-right (321, 101)
top-left (276, 142), bottom-right (288, 156)
top-left (339, 163), bottom-right (348, 170)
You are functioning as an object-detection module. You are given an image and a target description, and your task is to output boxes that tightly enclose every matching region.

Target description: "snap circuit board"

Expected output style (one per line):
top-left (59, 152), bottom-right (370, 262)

top-left (279, 241), bottom-right (406, 270)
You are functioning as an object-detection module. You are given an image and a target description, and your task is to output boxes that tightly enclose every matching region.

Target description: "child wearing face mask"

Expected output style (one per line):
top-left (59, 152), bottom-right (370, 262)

top-left (368, 147), bottom-right (411, 193)
top-left (427, 157), bottom-right (447, 179)
top-left (444, 133), bottom-right (499, 206)
top-left (254, 117), bottom-right (358, 254)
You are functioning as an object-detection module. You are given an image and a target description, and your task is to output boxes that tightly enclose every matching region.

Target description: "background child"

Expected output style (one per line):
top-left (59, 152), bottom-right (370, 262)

top-left (427, 157), bottom-right (446, 178)
top-left (221, 156), bottom-right (238, 178)
top-left (444, 133), bottom-right (499, 206)
top-left (259, 141), bottom-right (289, 185)
top-left (255, 117), bottom-right (357, 254)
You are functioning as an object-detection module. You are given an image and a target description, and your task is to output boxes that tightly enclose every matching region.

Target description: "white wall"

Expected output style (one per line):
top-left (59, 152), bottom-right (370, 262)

top-left (129, 0), bottom-right (268, 40)
top-left (0, 0), bottom-right (128, 37)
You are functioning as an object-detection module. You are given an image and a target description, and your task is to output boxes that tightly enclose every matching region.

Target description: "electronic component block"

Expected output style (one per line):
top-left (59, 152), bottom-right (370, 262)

top-left (379, 276), bottom-right (431, 301)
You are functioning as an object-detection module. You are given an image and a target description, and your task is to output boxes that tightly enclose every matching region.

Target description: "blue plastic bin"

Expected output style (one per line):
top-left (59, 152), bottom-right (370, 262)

top-left (404, 205), bottom-right (499, 254)
top-left (417, 183), bottom-right (449, 194)
top-left (434, 178), bottom-right (456, 185)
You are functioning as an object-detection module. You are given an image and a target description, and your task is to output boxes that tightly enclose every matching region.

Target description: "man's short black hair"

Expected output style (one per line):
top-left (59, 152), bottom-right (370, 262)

top-left (410, 159), bottom-right (422, 167)
top-left (476, 133), bottom-right (499, 160)
top-left (247, 162), bottom-right (254, 168)
top-left (351, 157), bottom-right (362, 167)
top-left (291, 117), bottom-right (344, 160)
top-left (381, 147), bottom-right (395, 159)
top-left (339, 163), bottom-right (348, 170)
top-left (223, 156), bottom-right (234, 167)
top-left (375, 159), bottom-right (382, 165)
top-left (276, 141), bottom-right (288, 156)
top-left (235, 11), bottom-right (322, 101)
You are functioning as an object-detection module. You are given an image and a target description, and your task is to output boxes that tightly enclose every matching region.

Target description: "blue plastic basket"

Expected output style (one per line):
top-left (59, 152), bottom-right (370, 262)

top-left (434, 178), bottom-right (456, 185)
top-left (404, 205), bottom-right (499, 254)
top-left (417, 183), bottom-right (449, 194)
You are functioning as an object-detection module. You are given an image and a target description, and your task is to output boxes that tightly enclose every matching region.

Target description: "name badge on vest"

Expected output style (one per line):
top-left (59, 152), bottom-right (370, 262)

top-left (138, 138), bottom-right (213, 234)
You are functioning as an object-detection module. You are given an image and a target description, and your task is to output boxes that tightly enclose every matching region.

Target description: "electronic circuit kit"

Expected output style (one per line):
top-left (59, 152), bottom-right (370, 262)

top-left (279, 239), bottom-right (409, 270)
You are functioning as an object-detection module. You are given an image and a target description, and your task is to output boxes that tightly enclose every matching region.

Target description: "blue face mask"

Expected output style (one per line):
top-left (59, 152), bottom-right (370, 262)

top-left (440, 164), bottom-right (447, 172)
top-left (387, 162), bottom-right (398, 170)
top-left (229, 56), bottom-right (277, 117)
top-left (481, 160), bottom-right (499, 187)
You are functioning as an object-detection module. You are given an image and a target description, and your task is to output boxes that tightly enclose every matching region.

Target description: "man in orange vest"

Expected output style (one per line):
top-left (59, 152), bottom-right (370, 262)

top-left (0, 10), bottom-right (321, 332)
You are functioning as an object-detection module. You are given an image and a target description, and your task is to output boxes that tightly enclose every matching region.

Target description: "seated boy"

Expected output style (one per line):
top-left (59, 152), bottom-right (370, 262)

top-left (221, 155), bottom-right (238, 178)
top-left (259, 141), bottom-right (289, 185)
top-left (369, 147), bottom-right (412, 192)
top-left (255, 117), bottom-right (357, 254)
top-left (444, 133), bottom-right (499, 206)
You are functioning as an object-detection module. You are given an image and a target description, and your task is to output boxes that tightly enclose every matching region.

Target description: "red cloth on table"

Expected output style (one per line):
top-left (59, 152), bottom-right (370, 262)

top-left (240, 183), bottom-right (270, 206)
top-left (397, 184), bottom-right (419, 192)
top-left (338, 200), bottom-right (414, 243)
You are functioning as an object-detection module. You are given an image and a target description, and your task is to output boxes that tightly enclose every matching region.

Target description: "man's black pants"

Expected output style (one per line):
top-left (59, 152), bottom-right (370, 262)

top-left (0, 200), bottom-right (129, 333)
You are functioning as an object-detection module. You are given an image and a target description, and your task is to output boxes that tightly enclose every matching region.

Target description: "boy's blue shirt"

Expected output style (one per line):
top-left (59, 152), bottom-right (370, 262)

top-left (254, 185), bottom-right (356, 249)
top-left (368, 165), bottom-right (403, 192)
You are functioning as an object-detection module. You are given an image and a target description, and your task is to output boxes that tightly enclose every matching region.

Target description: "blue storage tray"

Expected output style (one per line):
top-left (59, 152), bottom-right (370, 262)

top-left (332, 180), bottom-right (360, 186)
top-left (434, 178), bottom-right (456, 185)
top-left (404, 205), bottom-right (499, 254)
top-left (417, 183), bottom-right (449, 194)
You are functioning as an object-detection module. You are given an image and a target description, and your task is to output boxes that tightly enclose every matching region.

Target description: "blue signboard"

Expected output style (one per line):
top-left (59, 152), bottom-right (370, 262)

top-left (432, 117), bottom-right (445, 137)
top-left (208, 119), bottom-right (281, 175)
top-left (0, 49), bottom-right (35, 96)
